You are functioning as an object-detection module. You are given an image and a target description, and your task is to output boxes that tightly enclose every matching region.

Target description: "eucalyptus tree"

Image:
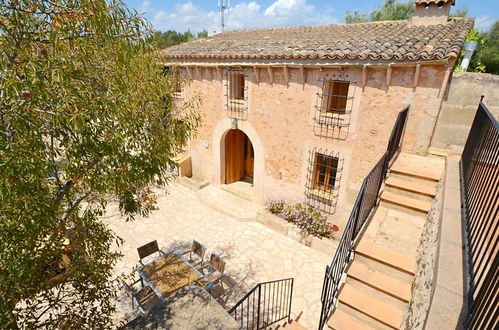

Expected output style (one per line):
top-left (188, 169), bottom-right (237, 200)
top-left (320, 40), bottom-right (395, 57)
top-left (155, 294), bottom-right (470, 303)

top-left (0, 0), bottom-right (200, 328)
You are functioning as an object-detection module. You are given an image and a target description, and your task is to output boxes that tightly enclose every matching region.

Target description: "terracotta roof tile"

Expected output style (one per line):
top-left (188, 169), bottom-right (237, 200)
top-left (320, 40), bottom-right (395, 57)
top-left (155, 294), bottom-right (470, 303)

top-left (164, 18), bottom-right (473, 62)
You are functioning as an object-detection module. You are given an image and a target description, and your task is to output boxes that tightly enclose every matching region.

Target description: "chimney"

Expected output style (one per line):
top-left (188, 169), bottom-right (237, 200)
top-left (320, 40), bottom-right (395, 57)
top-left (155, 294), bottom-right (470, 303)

top-left (412, 0), bottom-right (455, 25)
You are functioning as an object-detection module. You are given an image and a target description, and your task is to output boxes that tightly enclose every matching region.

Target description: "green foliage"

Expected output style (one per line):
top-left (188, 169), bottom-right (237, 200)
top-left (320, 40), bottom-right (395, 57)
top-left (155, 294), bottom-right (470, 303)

top-left (478, 20), bottom-right (499, 74)
top-left (370, 0), bottom-right (414, 21)
top-left (454, 27), bottom-right (488, 73)
top-left (345, 0), bottom-right (414, 23)
top-left (0, 0), bottom-right (200, 328)
top-left (345, 0), bottom-right (469, 23)
top-left (345, 10), bottom-right (368, 24)
top-left (452, 8), bottom-right (468, 17)
top-left (153, 29), bottom-right (209, 48)
top-left (266, 200), bottom-right (336, 239)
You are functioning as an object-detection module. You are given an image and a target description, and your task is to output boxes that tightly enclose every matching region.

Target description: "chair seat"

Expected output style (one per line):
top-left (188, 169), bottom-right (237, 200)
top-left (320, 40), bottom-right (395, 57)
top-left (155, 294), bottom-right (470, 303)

top-left (136, 286), bottom-right (156, 304)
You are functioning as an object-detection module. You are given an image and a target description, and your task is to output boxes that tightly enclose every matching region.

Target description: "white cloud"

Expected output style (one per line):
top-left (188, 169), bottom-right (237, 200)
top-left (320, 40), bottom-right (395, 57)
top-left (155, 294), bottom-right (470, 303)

top-left (149, 0), bottom-right (337, 33)
top-left (138, 1), bottom-right (152, 14)
top-left (475, 15), bottom-right (495, 31)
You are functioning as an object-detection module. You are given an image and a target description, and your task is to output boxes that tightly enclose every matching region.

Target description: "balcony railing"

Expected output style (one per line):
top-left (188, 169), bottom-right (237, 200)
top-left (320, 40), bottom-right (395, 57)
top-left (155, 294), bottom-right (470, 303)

top-left (460, 101), bottom-right (498, 330)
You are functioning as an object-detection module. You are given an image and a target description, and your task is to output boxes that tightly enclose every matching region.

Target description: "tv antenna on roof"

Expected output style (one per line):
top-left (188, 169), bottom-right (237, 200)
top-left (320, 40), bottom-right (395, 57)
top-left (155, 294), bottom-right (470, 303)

top-left (218, 0), bottom-right (230, 32)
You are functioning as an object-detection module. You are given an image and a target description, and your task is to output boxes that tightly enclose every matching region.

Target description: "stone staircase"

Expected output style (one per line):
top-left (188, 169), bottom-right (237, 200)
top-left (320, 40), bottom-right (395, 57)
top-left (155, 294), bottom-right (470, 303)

top-left (326, 153), bottom-right (445, 330)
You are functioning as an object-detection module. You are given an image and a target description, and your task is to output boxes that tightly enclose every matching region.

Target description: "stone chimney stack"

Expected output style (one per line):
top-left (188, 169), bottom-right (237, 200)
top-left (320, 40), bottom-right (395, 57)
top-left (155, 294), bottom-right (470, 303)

top-left (412, 0), bottom-right (455, 25)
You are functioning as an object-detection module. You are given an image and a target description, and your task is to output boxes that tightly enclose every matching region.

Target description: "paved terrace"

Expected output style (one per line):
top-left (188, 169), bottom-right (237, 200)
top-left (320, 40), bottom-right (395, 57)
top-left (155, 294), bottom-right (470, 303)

top-left (106, 184), bottom-right (333, 329)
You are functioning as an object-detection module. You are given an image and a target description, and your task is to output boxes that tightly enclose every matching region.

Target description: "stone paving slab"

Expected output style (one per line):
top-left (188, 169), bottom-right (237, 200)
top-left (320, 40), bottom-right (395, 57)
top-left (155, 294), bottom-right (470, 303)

top-left (105, 183), bottom-right (334, 329)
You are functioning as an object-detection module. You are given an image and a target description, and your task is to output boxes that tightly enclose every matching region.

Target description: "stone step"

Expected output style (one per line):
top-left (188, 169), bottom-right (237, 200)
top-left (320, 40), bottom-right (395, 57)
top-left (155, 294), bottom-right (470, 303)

top-left (177, 176), bottom-right (209, 191)
top-left (327, 308), bottom-right (373, 330)
top-left (364, 207), bottom-right (388, 240)
top-left (389, 153), bottom-right (444, 182)
top-left (380, 191), bottom-right (432, 213)
top-left (335, 302), bottom-right (393, 330)
top-left (347, 261), bottom-right (412, 303)
top-left (385, 176), bottom-right (436, 197)
top-left (338, 284), bottom-right (404, 330)
top-left (355, 240), bottom-right (416, 276)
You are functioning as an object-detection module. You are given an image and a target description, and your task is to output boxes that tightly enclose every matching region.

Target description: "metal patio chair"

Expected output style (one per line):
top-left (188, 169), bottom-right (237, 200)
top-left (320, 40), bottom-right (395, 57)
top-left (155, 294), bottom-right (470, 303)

top-left (122, 279), bottom-right (160, 314)
top-left (181, 239), bottom-right (206, 267)
top-left (199, 253), bottom-right (226, 285)
top-left (209, 274), bottom-right (238, 307)
top-left (137, 240), bottom-right (165, 265)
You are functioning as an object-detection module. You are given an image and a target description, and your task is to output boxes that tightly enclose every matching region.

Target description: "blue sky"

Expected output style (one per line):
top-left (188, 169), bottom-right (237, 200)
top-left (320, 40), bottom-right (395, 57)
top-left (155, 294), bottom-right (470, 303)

top-left (124, 0), bottom-right (498, 33)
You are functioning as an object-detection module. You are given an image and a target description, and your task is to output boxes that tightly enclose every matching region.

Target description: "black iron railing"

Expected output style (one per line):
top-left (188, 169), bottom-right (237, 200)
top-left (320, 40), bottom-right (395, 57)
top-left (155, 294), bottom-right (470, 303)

top-left (228, 278), bottom-right (294, 330)
top-left (460, 101), bottom-right (498, 330)
top-left (318, 106), bottom-right (409, 329)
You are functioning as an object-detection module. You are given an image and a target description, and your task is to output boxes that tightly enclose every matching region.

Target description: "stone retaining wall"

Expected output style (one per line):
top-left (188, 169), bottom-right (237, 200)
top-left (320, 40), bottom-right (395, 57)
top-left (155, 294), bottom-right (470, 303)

top-left (431, 72), bottom-right (499, 152)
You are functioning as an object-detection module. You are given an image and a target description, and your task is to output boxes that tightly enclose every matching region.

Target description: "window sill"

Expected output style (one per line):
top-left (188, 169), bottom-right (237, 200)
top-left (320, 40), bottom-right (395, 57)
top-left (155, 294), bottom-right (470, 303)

top-left (307, 188), bottom-right (337, 205)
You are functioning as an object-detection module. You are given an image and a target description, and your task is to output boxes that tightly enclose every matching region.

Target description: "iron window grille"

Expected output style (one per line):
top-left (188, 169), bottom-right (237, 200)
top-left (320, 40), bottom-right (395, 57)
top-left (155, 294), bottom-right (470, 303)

top-left (314, 76), bottom-right (356, 129)
top-left (305, 148), bottom-right (343, 214)
top-left (225, 68), bottom-right (248, 120)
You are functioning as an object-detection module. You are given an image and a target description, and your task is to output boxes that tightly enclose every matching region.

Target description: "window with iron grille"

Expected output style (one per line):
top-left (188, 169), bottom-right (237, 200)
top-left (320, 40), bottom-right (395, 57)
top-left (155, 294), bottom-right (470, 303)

top-left (314, 77), bottom-right (355, 129)
top-left (305, 148), bottom-right (343, 214)
top-left (225, 69), bottom-right (248, 119)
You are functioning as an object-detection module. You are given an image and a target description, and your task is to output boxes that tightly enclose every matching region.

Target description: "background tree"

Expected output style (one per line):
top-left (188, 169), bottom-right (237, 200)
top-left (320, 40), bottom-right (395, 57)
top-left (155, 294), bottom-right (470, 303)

top-left (153, 29), bottom-right (209, 48)
top-left (345, 0), bottom-right (468, 23)
top-left (345, 10), bottom-right (368, 24)
top-left (345, 0), bottom-right (414, 23)
top-left (0, 0), bottom-right (200, 328)
top-left (370, 0), bottom-right (414, 21)
top-left (478, 20), bottom-right (499, 74)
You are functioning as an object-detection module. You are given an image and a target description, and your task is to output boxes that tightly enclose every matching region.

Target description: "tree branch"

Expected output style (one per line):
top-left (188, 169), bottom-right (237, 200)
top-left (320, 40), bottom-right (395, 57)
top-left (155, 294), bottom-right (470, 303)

top-left (60, 189), bottom-right (91, 224)
top-left (52, 180), bottom-right (74, 206)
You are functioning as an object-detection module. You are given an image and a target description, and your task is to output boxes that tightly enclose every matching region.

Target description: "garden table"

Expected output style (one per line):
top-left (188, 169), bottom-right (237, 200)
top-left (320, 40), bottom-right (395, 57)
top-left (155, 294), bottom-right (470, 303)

top-left (137, 249), bottom-right (212, 301)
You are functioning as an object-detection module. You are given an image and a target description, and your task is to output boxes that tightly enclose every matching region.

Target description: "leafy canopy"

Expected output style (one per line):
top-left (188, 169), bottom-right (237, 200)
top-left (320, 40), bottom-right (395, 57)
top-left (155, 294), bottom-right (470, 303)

top-left (345, 0), bottom-right (414, 23)
top-left (0, 0), bottom-right (200, 328)
top-left (154, 29), bottom-right (208, 48)
top-left (478, 20), bottom-right (499, 74)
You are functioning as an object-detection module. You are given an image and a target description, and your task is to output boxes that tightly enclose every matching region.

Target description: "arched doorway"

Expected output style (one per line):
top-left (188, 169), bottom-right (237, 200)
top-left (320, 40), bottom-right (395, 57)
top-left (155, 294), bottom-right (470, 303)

top-left (224, 129), bottom-right (254, 184)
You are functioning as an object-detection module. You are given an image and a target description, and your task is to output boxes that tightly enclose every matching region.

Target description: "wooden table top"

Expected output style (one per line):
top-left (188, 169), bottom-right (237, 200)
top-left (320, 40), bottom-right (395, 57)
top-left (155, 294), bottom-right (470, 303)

top-left (139, 251), bottom-right (209, 300)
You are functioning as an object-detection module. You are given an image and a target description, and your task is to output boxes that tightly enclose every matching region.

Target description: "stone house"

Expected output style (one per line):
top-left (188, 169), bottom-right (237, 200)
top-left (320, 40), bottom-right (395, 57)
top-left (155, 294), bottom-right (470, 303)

top-left (163, 0), bottom-right (473, 224)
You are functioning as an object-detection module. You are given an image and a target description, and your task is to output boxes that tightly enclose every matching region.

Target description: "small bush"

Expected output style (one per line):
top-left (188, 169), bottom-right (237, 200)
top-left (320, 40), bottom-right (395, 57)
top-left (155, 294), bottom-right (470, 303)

top-left (266, 200), bottom-right (336, 239)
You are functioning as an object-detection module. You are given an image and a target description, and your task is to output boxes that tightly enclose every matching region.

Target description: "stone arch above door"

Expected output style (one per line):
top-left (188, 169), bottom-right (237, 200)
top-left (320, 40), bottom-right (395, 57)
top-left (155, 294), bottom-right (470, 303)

top-left (213, 118), bottom-right (265, 203)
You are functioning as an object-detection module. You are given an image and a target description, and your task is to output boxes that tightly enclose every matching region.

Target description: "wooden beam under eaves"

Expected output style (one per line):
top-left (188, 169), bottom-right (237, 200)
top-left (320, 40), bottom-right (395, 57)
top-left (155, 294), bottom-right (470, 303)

top-left (438, 67), bottom-right (452, 99)
top-left (361, 65), bottom-right (367, 91)
top-left (253, 66), bottom-right (259, 83)
top-left (205, 66), bottom-right (212, 80)
top-left (267, 66), bottom-right (274, 83)
top-left (386, 64), bottom-right (392, 92)
top-left (216, 66), bottom-right (222, 80)
top-left (413, 64), bottom-right (421, 89)
top-left (195, 66), bottom-right (201, 79)
top-left (186, 66), bottom-right (192, 79)
top-left (283, 65), bottom-right (289, 84)
top-left (299, 66), bottom-right (306, 84)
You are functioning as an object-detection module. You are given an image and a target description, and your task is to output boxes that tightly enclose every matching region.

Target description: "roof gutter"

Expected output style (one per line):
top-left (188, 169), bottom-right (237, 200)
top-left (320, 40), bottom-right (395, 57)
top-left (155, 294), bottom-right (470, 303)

top-left (162, 58), bottom-right (450, 69)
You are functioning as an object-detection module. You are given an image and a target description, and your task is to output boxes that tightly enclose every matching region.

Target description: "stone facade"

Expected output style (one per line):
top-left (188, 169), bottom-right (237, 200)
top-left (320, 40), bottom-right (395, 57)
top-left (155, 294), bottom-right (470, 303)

top-left (176, 62), bottom-right (454, 227)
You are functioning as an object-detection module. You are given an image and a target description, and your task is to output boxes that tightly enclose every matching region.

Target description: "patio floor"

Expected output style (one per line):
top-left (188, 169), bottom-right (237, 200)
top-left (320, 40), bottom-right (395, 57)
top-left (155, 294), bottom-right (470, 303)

top-left (106, 183), bottom-right (334, 329)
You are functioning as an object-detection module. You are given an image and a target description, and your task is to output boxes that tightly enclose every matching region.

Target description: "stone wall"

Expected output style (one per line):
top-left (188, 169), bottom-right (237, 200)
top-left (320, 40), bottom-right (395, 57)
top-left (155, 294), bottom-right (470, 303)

top-left (180, 63), bottom-right (450, 228)
top-left (431, 72), bottom-right (499, 152)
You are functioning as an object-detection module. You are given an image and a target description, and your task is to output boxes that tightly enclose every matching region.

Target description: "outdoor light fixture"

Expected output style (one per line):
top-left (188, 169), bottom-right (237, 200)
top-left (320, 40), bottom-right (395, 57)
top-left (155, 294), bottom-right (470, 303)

top-left (231, 118), bottom-right (238, 129)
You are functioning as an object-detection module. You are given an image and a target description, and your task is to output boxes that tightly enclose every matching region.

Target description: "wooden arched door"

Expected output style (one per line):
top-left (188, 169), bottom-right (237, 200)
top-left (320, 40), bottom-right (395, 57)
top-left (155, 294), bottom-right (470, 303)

top-left (225, 129), bottom-right (254, 184)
